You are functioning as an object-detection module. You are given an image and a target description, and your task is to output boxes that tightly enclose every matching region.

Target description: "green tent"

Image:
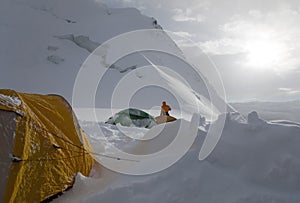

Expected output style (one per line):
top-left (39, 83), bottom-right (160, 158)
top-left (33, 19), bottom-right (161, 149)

top-left (106, 108), bottom-right (157, 128)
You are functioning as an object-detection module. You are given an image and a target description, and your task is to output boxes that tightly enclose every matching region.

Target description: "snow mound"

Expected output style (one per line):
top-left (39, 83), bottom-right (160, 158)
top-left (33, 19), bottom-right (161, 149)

top-left (55, 112), bottom-right (300, 203)
top-left (247, 111), bottom-right (266, 125)
top-left (269, 120), bottom-right (300, 128)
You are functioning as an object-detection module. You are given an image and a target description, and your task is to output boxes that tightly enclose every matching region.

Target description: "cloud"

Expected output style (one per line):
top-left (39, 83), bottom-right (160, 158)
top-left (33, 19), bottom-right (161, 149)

top-left (198, 8), bottom-right (300, 72)
top-left (171, 31), bottom-right (195, 38)
top-left (102, 0), bottom-right (210, 12)
top-left (167, 31), bottom-right (197, 48)
top-left (99, 0), bottom-right (300, 101)
top-left (172, 8), bottom-right (205, 22)
top-left (279, 88), bottom-right (300, 94)
top-left (199, 38), bottom-right (245, 55)
top-left (172, 39), bottom-right (196, 48)
top-left (248, 9), bottom-right (263, 18)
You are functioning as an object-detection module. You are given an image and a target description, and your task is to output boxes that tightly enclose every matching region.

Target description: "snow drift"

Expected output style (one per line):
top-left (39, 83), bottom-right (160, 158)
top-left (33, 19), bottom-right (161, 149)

top-left (55, 112), bottom-right (300, 203)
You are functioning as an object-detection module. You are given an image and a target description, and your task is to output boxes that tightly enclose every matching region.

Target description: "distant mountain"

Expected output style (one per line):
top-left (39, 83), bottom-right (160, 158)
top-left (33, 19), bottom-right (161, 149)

top-left (231, 100), bottom-right (300, 123)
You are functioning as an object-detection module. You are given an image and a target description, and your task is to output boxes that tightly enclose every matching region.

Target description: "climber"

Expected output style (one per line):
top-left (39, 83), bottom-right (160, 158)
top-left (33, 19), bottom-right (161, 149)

top-left (160, 101), bottom-right (171, 116)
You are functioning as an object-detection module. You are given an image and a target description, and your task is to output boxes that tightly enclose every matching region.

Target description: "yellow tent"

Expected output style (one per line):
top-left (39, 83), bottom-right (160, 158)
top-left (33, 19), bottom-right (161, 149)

top-left (0, 89), bottom-right (95, 203)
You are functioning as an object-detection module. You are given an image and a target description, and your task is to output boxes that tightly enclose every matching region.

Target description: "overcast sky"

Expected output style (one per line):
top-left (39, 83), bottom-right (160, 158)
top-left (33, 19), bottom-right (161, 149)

top-left (102, 0), bottom-right (300, 102)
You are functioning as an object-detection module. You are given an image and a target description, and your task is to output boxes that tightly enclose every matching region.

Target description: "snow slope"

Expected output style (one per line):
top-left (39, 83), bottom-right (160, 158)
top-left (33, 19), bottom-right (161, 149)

top-left (0, 0), bottom-right (152, 98)
top-left (0, 0), bottom-right (160, 99)
top-left (55, 112), bottom-right (300, 203)
top-left (0, 0), bottom-right (223, 120)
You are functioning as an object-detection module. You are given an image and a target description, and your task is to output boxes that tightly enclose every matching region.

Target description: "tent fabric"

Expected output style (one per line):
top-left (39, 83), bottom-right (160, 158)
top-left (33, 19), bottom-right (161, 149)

top-left (155, 115), bottom-right (177, 124)
top-left (105, 108), bottom-right (157, 128)
top-left (0, 89), bottom-right (94, 203)
top-left (0, 111), bottom-right (16, 202)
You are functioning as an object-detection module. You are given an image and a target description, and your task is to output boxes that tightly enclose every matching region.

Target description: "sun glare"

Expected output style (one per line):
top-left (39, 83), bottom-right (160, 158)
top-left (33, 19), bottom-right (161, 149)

top-left (245, 39), bottom-right (283, 70)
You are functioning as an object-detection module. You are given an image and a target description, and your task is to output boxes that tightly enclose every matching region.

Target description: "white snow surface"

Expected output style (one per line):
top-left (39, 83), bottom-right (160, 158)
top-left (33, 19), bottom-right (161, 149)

top-left (54, 112), bottom-right (300, 203)
top-left (0, 0), bottom-right (224, 119)
top-left (0, 0), bottom-right (160, 98)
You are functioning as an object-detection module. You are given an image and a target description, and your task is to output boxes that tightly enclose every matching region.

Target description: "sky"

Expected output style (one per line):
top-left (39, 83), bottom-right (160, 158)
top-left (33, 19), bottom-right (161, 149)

top-left (101, 0), bottom-right (300, 102)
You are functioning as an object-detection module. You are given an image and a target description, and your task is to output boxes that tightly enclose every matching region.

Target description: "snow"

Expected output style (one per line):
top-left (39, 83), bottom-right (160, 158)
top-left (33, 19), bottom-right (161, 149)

top-left (0, 0), bottom-right (168, 103)
top-left (0, 94), bottom-right (22, 107)
top-left (141, 54), bottom-right (219, 120)
top-left (0, 0), bottom-right (225, 120)
top-left (269, 120), bottom-right (300, 128)
top-left (55, 112), bottom-right (300, 203)
top-left (247, 111), bottom-right (266, 125)
top-left (47, 55), bottom-right (65, 64)
top-left (2, 0), bottom-right (300, 202)
top-left (54, 34), bottom-right (100, 53)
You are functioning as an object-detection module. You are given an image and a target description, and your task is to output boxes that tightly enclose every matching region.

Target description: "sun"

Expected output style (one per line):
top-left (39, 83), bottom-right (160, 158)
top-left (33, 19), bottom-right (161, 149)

top-left (245, 38), bottom-right (284, 70)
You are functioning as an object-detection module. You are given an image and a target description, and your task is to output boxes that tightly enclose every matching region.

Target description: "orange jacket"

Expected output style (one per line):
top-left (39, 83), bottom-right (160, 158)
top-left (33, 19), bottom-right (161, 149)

top-left (162, 102), bottom-right (171, 112)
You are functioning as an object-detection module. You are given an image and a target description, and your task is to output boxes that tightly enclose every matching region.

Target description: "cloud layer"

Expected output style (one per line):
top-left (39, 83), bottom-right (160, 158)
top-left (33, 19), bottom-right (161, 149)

top-left (100, 0), bottom-right (300, 101)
